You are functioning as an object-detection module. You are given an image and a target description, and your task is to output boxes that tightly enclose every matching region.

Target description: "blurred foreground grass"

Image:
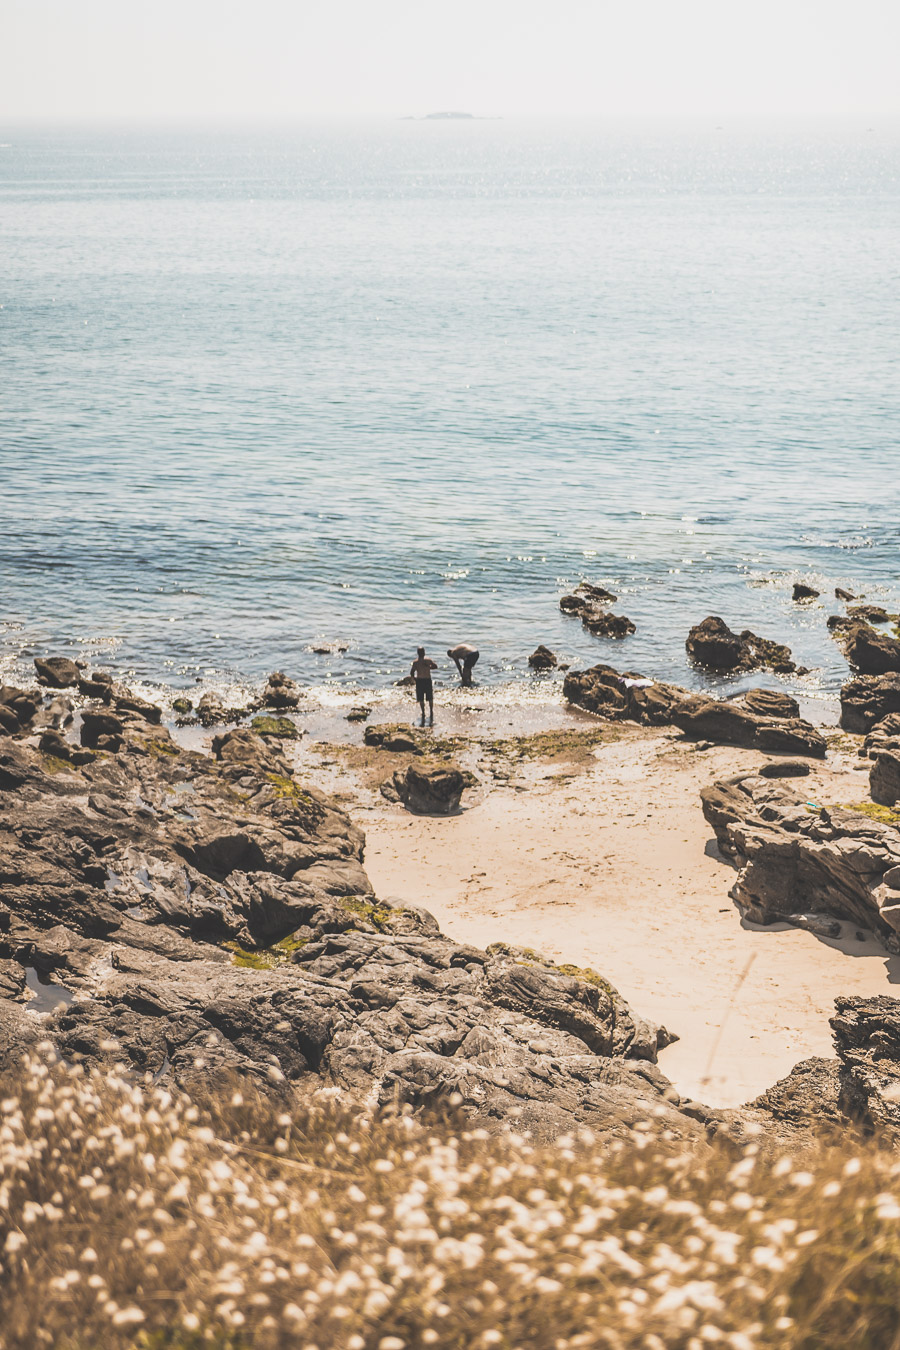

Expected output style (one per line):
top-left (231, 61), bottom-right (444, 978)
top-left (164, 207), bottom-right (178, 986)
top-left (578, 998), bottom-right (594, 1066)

top-left (2, 1049), bottom-right (900, 1350)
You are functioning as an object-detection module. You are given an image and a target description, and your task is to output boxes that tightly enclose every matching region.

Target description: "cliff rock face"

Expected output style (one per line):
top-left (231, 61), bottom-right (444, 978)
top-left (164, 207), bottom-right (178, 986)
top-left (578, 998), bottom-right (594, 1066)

top-left (701, 774), bottom-right (900, 948)
top-left (0, 712), bottom-right (703, 1141)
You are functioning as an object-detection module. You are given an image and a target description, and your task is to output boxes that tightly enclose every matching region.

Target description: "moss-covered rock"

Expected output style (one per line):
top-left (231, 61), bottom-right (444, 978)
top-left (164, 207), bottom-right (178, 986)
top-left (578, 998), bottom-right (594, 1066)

top-left (251, 716), bottom-right (300, 739)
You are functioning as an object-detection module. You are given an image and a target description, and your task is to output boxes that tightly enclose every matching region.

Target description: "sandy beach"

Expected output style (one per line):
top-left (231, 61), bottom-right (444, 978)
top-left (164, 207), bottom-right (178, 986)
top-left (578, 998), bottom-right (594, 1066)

top-left (294, 710), bottom-right (897, 1110)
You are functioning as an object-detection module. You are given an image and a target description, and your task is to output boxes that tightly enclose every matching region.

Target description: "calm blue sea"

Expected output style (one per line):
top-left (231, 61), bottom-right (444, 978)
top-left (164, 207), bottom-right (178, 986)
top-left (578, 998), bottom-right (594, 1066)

top-left (1, 120), bottom-right (898, 709)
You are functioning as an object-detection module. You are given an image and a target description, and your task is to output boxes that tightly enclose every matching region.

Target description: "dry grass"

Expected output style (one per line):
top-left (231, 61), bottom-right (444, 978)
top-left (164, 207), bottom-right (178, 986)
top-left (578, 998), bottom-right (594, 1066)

top-left (3, 1049), bottom-right (900, 1349)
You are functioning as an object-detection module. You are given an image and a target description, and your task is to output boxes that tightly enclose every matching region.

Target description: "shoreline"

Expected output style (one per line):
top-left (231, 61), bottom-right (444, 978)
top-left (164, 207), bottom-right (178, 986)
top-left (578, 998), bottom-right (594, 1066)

top-left (4, 647), bottom-right (899, 1113)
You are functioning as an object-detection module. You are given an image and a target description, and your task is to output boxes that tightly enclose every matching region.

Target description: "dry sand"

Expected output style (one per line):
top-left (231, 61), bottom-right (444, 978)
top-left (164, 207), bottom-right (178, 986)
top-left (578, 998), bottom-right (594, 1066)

top-left (321, 722), bottom-right (900, 1110)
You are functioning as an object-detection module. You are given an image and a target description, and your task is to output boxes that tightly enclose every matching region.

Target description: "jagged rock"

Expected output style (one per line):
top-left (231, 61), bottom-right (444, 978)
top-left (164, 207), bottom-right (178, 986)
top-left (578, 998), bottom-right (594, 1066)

top-left (172, 697), bottom-right (193, 715)
top-left (830, 996), bottom-right (900, 1135)
top-left (742, 688), bottom-right (800, 720)
top-left (792, 582), bottom-right (820, 601)
top-left (672, 696), bottom-right (826, 757)
top-left (871, 750), bottom-right (900, 808)
top-left (702, 774), bottom-right (900, 947)
top-left (34, 656), bottom-right (80, 688)
top-left (686, 616), bottom-right (797, 674)
top-left (863, 714), bottom-right (900, 755)
top-left (0, 687), bottom-right (41, 735)
top-left (80, 707), bottom-right (125, 750)
top-left (751, 1057), bottom-right (844, 1128)
top-left (78, 671), bottom-right (114, 700)
top-left (108, 690), bottom-right (161, 725)
top-left (840, 673), bottom-right (900, 733)
top-left (844, 623), bottom-right (900, 675)
top-left (827, 614), bottom-right (856, 635)
top-left (581, 610), bottom-right (636, 638)
top-left (528, 645), bottom-right (557, 670)
top-left (364, 723), bottom-right (423, 753)
top-left (0, 731), bottom-right (708, 1141)
top-left (263, 671), bottom-right (300, 709)
top-left (849, 605), bottom-right (896, 624)
top-left (835, 587), bottom-right (856, 602)
top-left (383, 764), bottom-right (467, 815)
top-left (559, 583), bottom-right (617, 615)
top-left (39, 730), bottom-right (96, 767)
top-left (197, 693), bottom-right (227, 727)
top-left (563, 665), bottom-right (686, 724)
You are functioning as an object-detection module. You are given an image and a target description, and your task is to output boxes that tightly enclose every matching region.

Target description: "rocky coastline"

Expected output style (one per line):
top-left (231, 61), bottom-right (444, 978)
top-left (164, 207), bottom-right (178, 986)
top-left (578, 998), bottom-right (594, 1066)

top-left (2, 616), bottom-right (900, 1148)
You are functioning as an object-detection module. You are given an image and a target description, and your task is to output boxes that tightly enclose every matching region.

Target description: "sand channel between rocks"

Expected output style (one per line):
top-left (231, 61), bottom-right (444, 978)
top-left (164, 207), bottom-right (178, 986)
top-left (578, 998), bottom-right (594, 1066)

top-left (359, 726), bottom-right (900, 1109)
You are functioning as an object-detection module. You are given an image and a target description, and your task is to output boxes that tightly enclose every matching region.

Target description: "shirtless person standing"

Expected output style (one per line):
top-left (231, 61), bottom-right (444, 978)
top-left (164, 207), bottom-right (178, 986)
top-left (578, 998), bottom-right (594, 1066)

top-left (447, 643), bottom-right (479, 687)
top-left (410, 646), bottom-right (437, 724)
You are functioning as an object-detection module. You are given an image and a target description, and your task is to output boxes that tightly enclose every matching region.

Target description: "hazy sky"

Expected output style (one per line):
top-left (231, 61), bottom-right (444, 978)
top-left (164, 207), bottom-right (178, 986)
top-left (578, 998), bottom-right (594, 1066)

top-left (2, 0), bottom-right (899, 122)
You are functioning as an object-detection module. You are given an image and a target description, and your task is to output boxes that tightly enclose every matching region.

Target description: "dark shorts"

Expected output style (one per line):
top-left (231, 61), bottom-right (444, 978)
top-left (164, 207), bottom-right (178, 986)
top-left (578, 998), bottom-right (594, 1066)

top-left (415, 678), bottom-right (433, 702)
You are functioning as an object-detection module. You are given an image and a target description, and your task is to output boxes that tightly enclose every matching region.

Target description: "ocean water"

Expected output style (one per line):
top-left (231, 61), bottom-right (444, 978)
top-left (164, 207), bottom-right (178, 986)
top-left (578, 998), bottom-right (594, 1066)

top-left (1, 120), bottom-right (898, 711)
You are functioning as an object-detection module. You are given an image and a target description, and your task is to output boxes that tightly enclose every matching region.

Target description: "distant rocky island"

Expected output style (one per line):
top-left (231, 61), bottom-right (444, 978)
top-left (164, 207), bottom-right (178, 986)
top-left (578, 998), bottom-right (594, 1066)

top-left (400, 111), bottom-right (501, 121)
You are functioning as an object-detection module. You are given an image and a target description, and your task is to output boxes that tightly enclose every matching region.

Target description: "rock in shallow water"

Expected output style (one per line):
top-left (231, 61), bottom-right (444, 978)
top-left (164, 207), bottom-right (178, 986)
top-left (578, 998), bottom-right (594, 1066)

top-left (34, 656), bottom-right (81, 688)
top-left (686, 616), bottom-right (798, 674)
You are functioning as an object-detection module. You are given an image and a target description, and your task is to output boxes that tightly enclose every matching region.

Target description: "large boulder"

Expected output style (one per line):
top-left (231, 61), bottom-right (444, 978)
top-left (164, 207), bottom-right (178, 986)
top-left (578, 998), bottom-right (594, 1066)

top-left (559, 582), bottom-right (617, 614)
top-left (364, 723), bottom-right (423, 753)
top-left (742, 688), bottom-right (800, 720)
top-left (672, 695), bottom-right (826, 757)
top-left (840, 673), bottom-right (900, 733)
top-left (581, 610), bottom-right (636, 638)
top-left (263, 670), bottom-right (300, 708)
top-left (831, 996), bottom-right (900, 1135)
top-left (870, 748), bottom-right (900, 808)
top-left (383, 763), bottom-right (467, 815)
top-left (844, 623), bottom-right (900, 675)
top-left (0, 686), bottom-right (41, 735)
top-left (563, 664), bottom-right (686, 725)
top-left (34, 656), bottom-right (80, 688)
top-left (686, 616), bottom-right (797, 674)
top-left (701, 774), bottom-right (900, 947)
top-left (528, 645), bottom-right (557, 670)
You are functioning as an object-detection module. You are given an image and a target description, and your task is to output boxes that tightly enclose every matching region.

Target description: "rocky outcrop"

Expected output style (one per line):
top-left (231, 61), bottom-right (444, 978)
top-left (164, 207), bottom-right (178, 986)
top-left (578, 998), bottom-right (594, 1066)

top-left (364, 723), bottom-right (423, 753)
top-left (671, 696), bottom-right (826, 758)
top-left (528, 645), bottom-right (557, 670)
top-left (844, 623), bottom-right (900, 676)
top-left (792, 583), bottom-right (820, 602)
top-left (830, 996), bottom-right (900, 1136)
top-left (0, 687), bottom-right (41, 737)
top-left (0, 719), bottom-right (705, 1140)
top-left (563, 665), bottom-right (686, 724)
top-left (559, 582), bottom-right (617, 614)
top-left (263, 671), bottom-right (300, 709)
top-left (34, 656), bottom-right (80, 688)
top-left (849, 605), bottom-right (897, 625)
top-left (563, 664), bottom-right (825, 755)
top-left (581, 610), bottom-right (636, 638)
top-left (870, 748), bottom-right (900, 808)
top-left (686, 616), bottom-right (798, 674)
top-left (742, 688), bottom-right (800, 719)
top-left (560, 586), bottom-right (634, 639)
top-left (382, 764), bottom-right (468, 815)
top-left (701, 774), bottom-right (900, 948)
top-left (840, 673), bottom-right (900, 733)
